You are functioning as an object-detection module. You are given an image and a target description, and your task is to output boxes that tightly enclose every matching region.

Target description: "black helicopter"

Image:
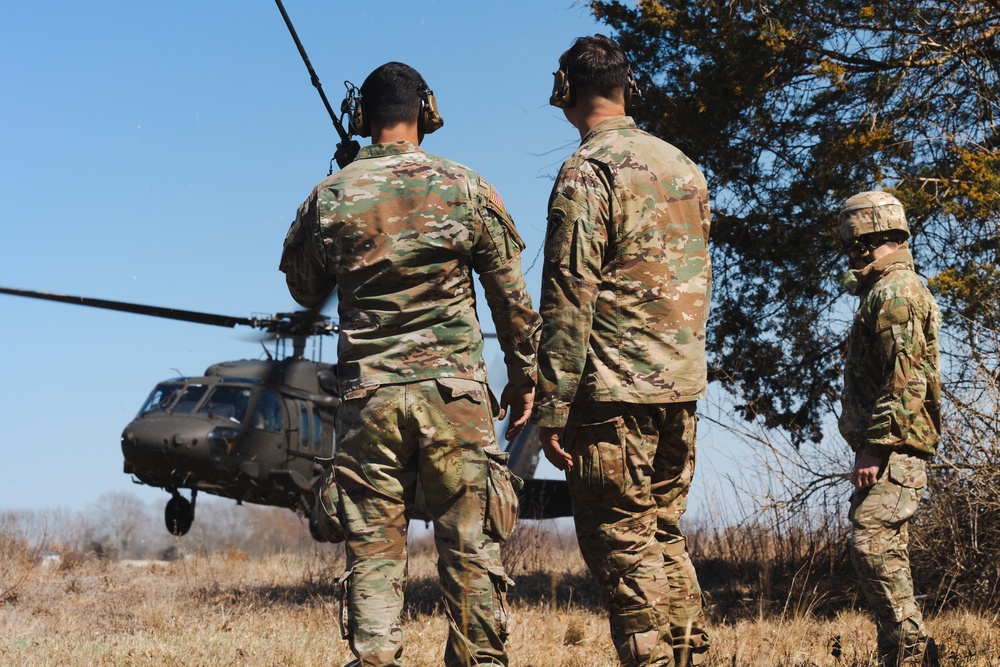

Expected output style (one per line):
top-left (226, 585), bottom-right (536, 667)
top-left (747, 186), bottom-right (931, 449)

top-left (0, 286), bottom-right (571, 541)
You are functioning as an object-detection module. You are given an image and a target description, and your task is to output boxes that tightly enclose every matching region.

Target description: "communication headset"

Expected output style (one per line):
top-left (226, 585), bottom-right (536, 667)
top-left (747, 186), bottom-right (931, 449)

top-left (549, 66), bottom-right (642, 109)
top-left (341, 81), bottom-right (444, 139)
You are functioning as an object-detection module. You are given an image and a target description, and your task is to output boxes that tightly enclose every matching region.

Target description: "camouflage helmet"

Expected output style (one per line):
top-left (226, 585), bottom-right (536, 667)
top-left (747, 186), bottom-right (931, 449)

top-left (839, 190), bottom-right (910, 244)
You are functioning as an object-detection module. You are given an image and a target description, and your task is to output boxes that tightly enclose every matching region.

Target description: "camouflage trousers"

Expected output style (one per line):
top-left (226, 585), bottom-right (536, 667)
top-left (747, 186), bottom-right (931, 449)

top-left (564, 401), bottom-right (709, 667)
top-left (334, 378), bottom-right (516, 667)
top-left (849, 451), bottom-right (929, 666)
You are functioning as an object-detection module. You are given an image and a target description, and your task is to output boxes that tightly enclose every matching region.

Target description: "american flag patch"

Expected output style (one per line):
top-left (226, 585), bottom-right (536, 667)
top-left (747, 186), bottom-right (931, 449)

top-left (489, 186), bottom-right (505, 213)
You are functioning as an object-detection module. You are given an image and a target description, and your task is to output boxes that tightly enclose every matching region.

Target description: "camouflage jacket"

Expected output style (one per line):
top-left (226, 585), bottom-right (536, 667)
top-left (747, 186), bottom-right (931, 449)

top-left (532, 117), bottom-right (711, 427)
top-left (839, 247), bottom-right (942, 458)
top-left (279, 141), bottom-right (540, 394)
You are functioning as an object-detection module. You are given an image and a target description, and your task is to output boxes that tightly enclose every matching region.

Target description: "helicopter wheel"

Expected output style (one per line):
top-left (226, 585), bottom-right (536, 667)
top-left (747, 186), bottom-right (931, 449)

top-left (165, 492), bottom-right (195, 536)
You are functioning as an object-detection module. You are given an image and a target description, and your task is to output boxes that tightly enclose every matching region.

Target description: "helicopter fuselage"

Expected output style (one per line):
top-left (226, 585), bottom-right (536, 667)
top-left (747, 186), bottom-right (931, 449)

top-left (121, 358), bottom-right (338, 515)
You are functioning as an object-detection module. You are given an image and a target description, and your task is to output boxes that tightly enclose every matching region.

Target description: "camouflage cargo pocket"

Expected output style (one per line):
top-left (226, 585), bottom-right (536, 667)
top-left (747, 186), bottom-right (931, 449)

top-left (483, 447), bottom-right (523, 542)
top-left (487, 564), bottom-right (514, 642)
top-left (313, 458), bottom-right (345, 543)
top-left (336, 568), bottom-right (353, 641)
top-left (887, 451), bottom-right (927, 489)
top-left (567, 416), bottom-right (628, 501)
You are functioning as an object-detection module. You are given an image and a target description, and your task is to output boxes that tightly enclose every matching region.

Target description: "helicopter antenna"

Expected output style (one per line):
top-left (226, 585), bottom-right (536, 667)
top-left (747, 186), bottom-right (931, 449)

top-left (273, 0), bottom-right (359, 169)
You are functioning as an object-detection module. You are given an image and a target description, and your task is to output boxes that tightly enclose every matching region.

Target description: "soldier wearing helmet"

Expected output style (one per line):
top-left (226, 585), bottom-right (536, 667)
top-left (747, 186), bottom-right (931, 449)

top-left (838, 190), bottom-right (941, 666)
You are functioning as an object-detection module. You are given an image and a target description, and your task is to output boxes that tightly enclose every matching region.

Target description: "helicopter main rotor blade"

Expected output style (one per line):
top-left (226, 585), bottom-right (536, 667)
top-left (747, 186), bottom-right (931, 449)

top-left (0, 286), bottom-right (259, 329)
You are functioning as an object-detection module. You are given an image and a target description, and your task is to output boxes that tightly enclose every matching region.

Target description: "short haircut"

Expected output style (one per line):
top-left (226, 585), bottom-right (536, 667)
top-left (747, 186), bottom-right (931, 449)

top-left (360, 62), bottom-right (426, 129)
top-left (558, 34), bottom-right (630, 101)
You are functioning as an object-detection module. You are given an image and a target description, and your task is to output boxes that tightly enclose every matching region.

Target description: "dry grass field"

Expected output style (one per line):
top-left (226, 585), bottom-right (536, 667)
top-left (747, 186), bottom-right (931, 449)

top-left (2, 524), bottom-right (999, 667)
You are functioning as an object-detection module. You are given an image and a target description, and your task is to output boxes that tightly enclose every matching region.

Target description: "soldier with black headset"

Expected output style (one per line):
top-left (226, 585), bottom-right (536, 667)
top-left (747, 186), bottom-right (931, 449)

top-left (280, 62), bottom-right (540, 667)
top-left (532, 35), bottom-right (713, 667)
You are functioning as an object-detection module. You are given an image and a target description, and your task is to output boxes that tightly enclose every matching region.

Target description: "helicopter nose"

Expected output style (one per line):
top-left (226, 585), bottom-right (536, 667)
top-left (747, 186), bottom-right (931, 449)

top-left (120, 417), bottom-right (226, 483)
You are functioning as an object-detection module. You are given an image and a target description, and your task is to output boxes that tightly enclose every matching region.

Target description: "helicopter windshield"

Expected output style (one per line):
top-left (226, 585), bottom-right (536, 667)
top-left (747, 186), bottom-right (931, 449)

top-left (198, 385), bottom-right (253, 423)
top-left (138, 382), bottom-right (184, 415)
top-left (171, 384), bottom-right (209, 414)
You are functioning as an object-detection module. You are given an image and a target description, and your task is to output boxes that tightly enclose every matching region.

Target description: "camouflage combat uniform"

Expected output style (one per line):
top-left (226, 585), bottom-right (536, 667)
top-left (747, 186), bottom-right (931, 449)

top-left (840, 247), bottom-right (941, 666)
top-left (532, 117), bottom-right (712, 667)
top-left (280, 141), bottom-right (540, 667)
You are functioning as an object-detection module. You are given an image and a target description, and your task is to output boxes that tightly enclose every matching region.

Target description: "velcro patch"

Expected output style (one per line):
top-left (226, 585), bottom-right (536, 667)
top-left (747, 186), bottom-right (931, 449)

top-left (489, 185), bottom-right (506, 213)
top-left (876, 305), bottom-right (911, 332)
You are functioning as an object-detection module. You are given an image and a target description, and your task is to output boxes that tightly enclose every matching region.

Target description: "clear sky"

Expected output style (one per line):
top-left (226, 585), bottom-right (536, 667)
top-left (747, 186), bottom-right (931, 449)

top-left (0, 1), bottom-right (752, 520)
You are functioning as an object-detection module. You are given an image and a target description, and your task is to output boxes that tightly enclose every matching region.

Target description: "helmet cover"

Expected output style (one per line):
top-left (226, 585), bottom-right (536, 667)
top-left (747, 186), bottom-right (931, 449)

top-left (839, 190), bottom-right (910, 244)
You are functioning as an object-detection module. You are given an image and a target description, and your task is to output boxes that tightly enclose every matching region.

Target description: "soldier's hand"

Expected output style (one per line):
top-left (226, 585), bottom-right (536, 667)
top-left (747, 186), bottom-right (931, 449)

top-left (499, 383), bottom-right (534, 441)
top-left (539, 426), bottom-right (572, 472)
top-left (851, 451), bottom-right (883, 489)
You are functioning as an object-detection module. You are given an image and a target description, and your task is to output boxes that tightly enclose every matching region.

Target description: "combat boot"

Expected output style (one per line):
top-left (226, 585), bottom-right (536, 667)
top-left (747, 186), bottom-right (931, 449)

top-left (883, 636), bottom-right (938, 667)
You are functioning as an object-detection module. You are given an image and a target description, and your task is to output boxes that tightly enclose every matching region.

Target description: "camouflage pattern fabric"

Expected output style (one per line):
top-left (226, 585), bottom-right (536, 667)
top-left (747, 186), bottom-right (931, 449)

top-left (849, 451), bottom-right (928, 665)
top-left (314, 460), bottom-right (345, 543)
top-left (839, 246), bottom-right (941, 666)
top-left (335, 378), bottom-right (516, 667)
top-left (531, 116), bottom-right (711, 665)
top-left (839, 248), bottom-right (942, 458)
top-left (532, 117), bottom-right (711, 428)
top-left (280, 141), bottom-right (539, 666)
top-left (563, 401), bottom-right (708, 667)
top-left (280, 141), bottom-right (540, 393)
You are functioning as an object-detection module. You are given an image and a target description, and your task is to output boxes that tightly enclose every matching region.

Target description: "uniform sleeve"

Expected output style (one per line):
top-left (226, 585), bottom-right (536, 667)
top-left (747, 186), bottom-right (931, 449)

top-left (531, 160), bottom-right (608, 428)
top-left (279, 189), bottom-right (337, 309)
top-left (861, 294), bottom-right (929, 456)
top-left (471, 177), bottom-right (541, 387)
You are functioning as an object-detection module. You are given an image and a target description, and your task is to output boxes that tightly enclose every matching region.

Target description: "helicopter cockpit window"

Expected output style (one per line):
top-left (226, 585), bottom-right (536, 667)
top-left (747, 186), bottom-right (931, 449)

top-left (172, 385), bottom-right (209, 414)
top-left (251, 391), bottom-right (282, 432)
top-left (139, 383), bottom-right (184, 415)
top-left (198, 386), bottom-right (252, 423)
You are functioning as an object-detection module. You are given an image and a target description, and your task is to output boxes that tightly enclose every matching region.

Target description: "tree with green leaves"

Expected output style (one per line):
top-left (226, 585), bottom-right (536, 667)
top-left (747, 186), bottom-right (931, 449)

top-left (591, 0), bottom-right (1000, 444)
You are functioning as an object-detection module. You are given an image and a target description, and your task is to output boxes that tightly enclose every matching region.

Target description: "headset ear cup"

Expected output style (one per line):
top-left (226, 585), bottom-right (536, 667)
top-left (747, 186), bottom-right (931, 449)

top-left (549, 69), bottom-right (573, 108)
top-left (341, 85), bottom-right (369, 138)
top-left (625, 68), bottom-right (642, 109)
top-left (420, 90), bottom-right (444, 134)
top-left (352, 102), bottom-right (370, 138)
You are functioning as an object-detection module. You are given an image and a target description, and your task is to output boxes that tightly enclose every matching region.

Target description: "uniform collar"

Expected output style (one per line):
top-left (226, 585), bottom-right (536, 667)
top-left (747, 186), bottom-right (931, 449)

top-left (358, 141), bottom-right (422, 159)
top-left (842, 247), bottom-right (914, 296)
top-left (581, 116), bottom-right (636, 143)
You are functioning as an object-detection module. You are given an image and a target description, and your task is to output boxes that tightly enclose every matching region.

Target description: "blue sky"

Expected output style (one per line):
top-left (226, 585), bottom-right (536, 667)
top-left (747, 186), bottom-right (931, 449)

top-left (0, 1), bottom-right (752, 520)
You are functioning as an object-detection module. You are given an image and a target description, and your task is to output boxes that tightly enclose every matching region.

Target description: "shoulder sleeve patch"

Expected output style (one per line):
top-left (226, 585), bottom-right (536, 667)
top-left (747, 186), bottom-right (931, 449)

top-left (488, 185), bottom-right (506, 214)
top-left (876, 304), bottom-right (912, 332)
top-left (478, 177), bottom-right (524, 253)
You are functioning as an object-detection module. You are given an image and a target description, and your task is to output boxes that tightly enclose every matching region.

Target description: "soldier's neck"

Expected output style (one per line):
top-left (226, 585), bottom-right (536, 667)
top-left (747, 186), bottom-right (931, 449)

top-left (371, 122), bottom-right (420, 146)
top-left (567, 97), bottom-right (627, 140)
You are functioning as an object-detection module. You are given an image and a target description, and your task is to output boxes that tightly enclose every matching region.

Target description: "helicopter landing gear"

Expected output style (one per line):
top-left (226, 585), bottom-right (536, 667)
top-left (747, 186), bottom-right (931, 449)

top-left (165, 489), bottom-right (197, 536)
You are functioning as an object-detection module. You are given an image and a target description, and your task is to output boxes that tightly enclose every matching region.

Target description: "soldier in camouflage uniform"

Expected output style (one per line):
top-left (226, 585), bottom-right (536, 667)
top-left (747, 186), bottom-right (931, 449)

top-left (279, 62), bottom-right (540, 667)
top-left (531, 35), bottom-right (712, 667)
top-left (838, 191), bottom-right (941, 667)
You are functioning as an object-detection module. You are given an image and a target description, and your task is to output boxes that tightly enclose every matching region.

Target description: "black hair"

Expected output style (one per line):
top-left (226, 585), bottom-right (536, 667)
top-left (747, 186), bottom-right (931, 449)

top-left (558, 34), bottom-right (630, 101)
top-left (360, 62), bottom-right (426, 129)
